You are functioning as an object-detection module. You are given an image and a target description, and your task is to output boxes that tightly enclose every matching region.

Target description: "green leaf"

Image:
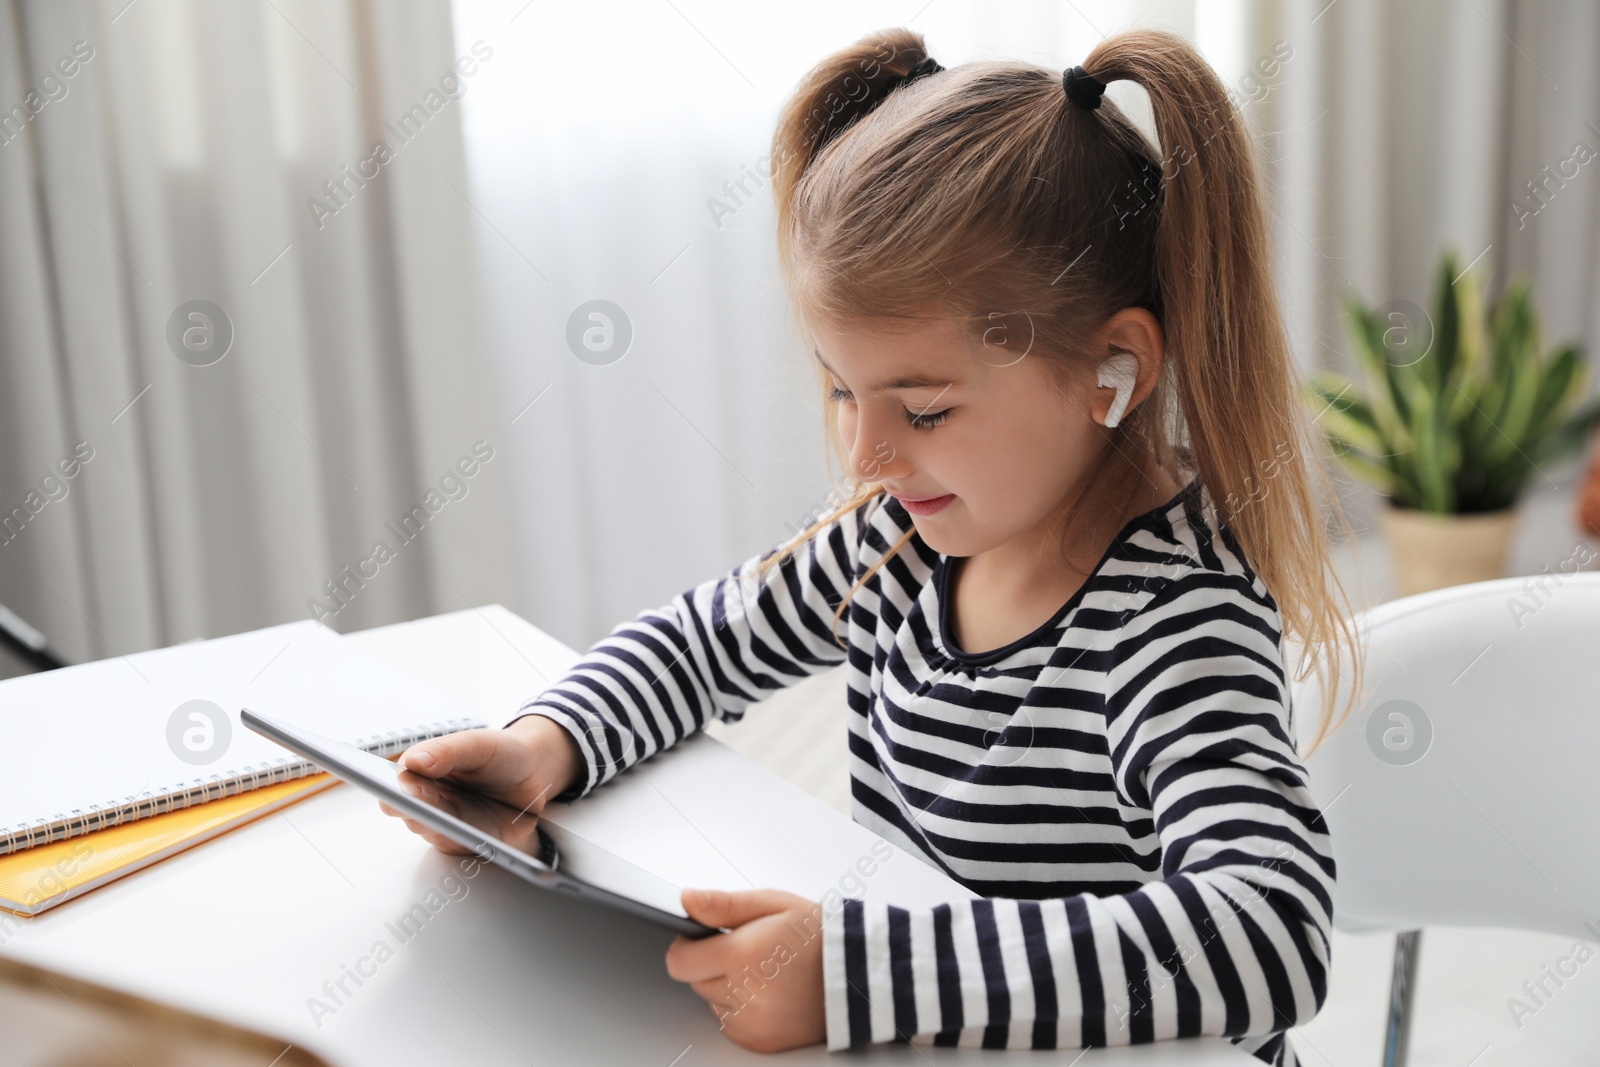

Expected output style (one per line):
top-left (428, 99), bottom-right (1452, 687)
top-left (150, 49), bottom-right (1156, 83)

top-left (1526, 344), bottom-right (1584, 442)
top-left (1306, 373), bottom-right (1386, 455)
top-left (1531, 397), bottom-right (1600, 468)
top-left (1468, 286), bottom-right (1533, 467)
top-left (1488, 329), bottom-right (1546, 465)
top-left (1453, 262), bottom-right (1486, 383)
top-left (1461, 370), bottom-right (1509, 470)
top-left (1403, 378), bottom-right (1457, 512)
top-left (1431, 250), bottom-right (1461, 393)
top-left (1324, 434), bottom-right (1403, 497)
top-left (1489, 282), bottom-right (1535, 412)
top-left (1345, 299), bottom-right (1413, 438)
top-left (1445, 265), bottom-right (1487, 425)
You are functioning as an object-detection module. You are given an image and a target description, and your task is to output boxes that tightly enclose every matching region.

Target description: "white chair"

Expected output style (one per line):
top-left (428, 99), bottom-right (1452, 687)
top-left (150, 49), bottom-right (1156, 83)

top-left (1291, 572), bottom-right (1600, 1067)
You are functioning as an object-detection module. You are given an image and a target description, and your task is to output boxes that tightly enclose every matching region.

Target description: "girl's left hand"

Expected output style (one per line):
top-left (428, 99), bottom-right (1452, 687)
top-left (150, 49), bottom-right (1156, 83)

top-left (665, 887), bottom-right (827, 1052)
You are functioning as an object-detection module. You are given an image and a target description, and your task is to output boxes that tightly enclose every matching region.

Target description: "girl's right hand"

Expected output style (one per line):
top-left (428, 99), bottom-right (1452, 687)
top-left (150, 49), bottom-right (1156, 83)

top-left (378, 715), bottom-right (583, 855)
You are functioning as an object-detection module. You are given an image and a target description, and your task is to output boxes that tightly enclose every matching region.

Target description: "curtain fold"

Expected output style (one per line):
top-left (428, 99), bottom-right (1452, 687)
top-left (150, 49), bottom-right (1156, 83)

top-left (0, 0), bottom-right (513, 669)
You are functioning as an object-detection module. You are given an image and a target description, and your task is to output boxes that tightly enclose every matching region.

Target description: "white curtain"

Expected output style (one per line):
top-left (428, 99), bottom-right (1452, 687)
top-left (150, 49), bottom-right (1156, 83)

top-left (0, 0), bottom-right (513, 669)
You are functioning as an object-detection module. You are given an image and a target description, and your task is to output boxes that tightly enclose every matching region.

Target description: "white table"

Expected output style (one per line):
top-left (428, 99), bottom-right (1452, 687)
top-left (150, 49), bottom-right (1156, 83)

top-left (2, 607), bottom-right (1254, 1065)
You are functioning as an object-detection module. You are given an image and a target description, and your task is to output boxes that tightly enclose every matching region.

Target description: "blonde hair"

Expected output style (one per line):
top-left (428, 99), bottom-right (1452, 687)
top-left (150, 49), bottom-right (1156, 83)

top-left (752, 27), bottom-right (1364, 755)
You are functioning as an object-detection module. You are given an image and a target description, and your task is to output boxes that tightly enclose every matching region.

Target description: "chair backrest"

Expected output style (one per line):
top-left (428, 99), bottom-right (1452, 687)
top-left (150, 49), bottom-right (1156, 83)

top-left (1292, 571), bottom-right (1600, 943)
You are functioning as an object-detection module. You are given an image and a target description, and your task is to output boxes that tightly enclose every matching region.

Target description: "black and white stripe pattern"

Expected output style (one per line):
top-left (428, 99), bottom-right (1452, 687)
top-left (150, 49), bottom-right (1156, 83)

top-left (518, 478), bottom-right (1332, 1065)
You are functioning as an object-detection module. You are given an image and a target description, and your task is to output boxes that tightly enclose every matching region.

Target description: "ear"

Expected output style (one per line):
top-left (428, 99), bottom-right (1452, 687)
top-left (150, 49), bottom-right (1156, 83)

top-left (1089, 309), bottom-right (1165, 428)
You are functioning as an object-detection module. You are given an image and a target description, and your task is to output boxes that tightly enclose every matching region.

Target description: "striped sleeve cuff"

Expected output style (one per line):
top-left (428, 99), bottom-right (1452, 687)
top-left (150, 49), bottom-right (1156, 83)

top-left (823, 897), bottom-right (1083, 1050)
top-left (822, 897), bottom-right (870, 1049)
top-left (823, 898), bottom-right (928, 1049)
top-left (505, 700), bottom-right (614, 800)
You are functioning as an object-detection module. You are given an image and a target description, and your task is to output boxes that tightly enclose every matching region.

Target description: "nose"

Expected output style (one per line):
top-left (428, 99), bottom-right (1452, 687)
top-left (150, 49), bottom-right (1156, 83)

top-left (845, 403), bottom-right (906, 484)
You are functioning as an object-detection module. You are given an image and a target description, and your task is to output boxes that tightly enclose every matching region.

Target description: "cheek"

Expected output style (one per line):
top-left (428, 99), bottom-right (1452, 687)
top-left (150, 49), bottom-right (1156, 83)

top-left (958, 388), bottom-right (1088, 510)
top-left (938, 424), bottom-right (1001, 486)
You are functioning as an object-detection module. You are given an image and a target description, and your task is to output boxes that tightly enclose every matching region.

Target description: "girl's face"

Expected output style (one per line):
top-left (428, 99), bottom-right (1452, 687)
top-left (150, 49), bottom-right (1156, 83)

top-left (811, 314), bottom-right (1111, 560)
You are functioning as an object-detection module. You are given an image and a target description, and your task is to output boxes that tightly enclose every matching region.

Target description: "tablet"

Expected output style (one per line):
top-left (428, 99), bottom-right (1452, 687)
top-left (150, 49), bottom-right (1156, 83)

top-left (240, 708), bottom-right (718, 938)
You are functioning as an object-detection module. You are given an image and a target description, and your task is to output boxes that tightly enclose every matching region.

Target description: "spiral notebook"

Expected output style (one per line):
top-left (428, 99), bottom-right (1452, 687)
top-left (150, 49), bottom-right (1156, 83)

top-left (0, 773), bottom-right (339, 915)
top-left (0, 619), bottom-right (485, 858)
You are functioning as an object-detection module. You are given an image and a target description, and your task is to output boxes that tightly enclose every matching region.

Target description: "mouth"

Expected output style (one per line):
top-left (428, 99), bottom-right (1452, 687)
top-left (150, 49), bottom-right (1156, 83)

top-left (891, 492), bottom-right (956, 517)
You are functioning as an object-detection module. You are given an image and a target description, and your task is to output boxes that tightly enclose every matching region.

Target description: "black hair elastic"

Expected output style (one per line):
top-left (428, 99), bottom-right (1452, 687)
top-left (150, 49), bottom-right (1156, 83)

top-left (899, 55), bottom-right (944, 88)
top-left (1063, 65), bottom-right (1106, 110)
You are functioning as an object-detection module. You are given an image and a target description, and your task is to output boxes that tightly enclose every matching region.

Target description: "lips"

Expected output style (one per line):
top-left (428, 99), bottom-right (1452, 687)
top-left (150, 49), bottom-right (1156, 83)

top-left (892, 492), bottom-right (955, 517)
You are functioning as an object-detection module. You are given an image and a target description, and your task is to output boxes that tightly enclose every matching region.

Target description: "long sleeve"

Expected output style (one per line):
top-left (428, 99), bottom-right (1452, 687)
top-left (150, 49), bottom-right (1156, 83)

top-left (821, 570), bottom-right (1335, 1058)
top-left (513, 494), bottom-right (886, 799)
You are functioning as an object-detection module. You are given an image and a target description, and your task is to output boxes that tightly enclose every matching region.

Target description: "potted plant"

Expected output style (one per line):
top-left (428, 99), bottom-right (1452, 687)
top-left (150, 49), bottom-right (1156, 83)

top-left (1306, 248), bottom-right (1600, 599)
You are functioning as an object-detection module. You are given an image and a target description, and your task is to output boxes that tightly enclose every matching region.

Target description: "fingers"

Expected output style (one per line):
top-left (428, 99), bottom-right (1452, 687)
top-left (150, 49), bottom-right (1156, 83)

top-left (667, 887), bottom-right (807, 982)
top-left (376, 800), bottom-right (474, 855)
top-left (665, 887), bottom-right (801, 982)
top-left (681, 887), bottom-right (802, 930)
top-left (665, 929), bottom-right (731, 983)
top-left (398, 728), bottom-right (502, 780)
top-left (394, 769), bottom-right (441, 805)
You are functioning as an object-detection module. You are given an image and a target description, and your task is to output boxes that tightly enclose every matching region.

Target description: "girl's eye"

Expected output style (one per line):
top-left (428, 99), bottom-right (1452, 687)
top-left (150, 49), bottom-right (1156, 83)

top-left (828, 384), bottom-right (950, 430)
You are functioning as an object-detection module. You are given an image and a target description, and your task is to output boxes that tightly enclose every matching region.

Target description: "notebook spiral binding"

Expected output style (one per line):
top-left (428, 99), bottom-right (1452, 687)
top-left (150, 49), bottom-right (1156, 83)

top-left (0, 717), bottom-right (486, 856)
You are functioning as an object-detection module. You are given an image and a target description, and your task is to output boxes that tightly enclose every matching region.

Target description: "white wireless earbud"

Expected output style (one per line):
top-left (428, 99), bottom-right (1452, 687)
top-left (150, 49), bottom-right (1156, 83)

top-left (1095, 353), bottom-right (1140, 428)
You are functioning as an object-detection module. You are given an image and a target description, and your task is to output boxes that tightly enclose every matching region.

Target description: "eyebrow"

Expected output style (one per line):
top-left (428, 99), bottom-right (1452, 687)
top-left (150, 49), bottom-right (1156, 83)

top-left (812, 349), bottom-right (960, 392)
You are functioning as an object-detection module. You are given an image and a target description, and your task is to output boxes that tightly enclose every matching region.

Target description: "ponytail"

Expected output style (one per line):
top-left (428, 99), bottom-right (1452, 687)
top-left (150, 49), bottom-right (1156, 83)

top-left (771, 28), bottom-right (938, 279)
top-left (1078, 31), bottom-right (1364, 752)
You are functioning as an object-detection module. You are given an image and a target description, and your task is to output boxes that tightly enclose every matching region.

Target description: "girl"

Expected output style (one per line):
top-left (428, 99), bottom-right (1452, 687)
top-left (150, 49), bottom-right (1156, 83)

top-left (387, 26), bottom-right (1364, 1066)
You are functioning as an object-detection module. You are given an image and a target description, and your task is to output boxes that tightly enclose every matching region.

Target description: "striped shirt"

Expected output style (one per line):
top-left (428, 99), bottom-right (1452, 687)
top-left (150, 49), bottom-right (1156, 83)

top-left (518, 477), bottom-right (1333, 1065)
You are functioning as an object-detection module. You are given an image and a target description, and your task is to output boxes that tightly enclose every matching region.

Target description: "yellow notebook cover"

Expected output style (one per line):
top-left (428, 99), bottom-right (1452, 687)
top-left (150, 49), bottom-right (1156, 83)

top-left (0, 774), bottom-right (339, 916)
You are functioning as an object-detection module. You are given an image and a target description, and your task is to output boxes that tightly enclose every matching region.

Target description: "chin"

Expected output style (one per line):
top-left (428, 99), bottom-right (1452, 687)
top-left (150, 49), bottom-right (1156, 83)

top-left (907, 518), bottom-right (978, 557)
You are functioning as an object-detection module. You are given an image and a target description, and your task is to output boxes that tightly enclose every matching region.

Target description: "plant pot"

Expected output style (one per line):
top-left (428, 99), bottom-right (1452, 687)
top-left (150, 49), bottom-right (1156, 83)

top-left (1377, 503), bottom-right (1519, 599)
